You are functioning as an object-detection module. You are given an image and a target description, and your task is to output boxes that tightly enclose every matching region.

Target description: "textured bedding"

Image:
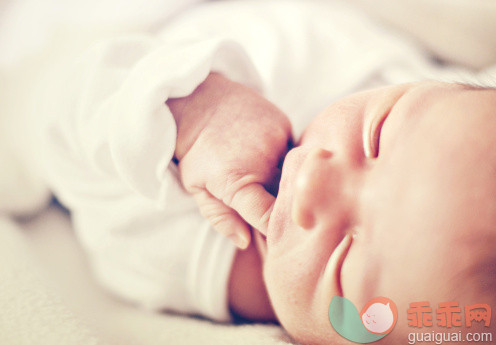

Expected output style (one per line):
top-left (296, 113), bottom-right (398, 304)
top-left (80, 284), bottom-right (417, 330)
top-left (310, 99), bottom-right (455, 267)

top-left (0, 207), bottom-right (294, 345)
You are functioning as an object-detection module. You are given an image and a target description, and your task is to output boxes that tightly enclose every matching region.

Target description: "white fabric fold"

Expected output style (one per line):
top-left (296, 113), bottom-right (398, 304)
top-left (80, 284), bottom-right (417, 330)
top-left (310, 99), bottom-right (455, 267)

top-left (41, 34), bottom-right (261, 321)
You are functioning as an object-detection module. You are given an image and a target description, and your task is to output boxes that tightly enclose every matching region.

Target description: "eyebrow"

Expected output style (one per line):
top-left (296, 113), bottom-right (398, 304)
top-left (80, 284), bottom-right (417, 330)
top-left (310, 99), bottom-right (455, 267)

top-left (455, 81), bottom-right (496, 91)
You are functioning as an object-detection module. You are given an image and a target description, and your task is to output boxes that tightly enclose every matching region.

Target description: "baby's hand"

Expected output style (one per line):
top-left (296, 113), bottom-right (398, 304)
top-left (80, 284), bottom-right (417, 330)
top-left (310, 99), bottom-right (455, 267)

top-left (169, 73), bottom-right (291, 249)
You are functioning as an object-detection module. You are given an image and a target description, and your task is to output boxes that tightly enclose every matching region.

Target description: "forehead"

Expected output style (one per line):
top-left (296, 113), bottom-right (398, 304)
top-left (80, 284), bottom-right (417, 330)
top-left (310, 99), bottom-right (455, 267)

top-left (302, 83), bottom-right (496, 145)
top-left (299, 91), bottom-right (368, 148)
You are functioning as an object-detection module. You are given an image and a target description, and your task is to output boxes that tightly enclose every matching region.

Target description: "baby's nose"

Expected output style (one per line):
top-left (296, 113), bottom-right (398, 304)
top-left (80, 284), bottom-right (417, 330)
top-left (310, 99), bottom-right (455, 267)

top-left (292, 147), bottom-right (345, 229)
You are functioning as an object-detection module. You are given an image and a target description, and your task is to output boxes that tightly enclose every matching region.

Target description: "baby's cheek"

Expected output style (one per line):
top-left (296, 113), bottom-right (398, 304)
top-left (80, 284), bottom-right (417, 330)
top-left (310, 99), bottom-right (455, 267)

top-left (340, 244), bottom-right (376, 308)
top-left (263, 263), bottom-right (300, 329)
top-left (264, 253), bottom-right (320, 325)
top-left (264, 272), bottom-right (322, 344)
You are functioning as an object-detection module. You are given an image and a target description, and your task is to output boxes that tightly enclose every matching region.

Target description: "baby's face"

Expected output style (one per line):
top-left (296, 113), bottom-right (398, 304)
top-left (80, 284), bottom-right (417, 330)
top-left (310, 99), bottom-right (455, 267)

top-left (260, 82), bottom-right (496, 344)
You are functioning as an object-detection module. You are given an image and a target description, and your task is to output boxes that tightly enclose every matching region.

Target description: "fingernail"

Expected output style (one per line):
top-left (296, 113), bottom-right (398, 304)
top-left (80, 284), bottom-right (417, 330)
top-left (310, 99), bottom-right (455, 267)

top-left (228, 233), bottom-right (249, 250)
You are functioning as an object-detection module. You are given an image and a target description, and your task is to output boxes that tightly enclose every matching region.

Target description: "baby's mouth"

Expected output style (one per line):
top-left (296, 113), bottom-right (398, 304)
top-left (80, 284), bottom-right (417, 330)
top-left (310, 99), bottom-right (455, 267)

top-left (253, 230), bottom-right (268, 262)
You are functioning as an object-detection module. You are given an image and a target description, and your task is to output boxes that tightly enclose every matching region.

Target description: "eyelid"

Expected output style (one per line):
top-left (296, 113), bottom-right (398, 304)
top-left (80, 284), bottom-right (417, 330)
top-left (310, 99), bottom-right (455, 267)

top-left (363, 108), bottom-right (390, 158)
top-left (362, 90), bottom-right (407, 158)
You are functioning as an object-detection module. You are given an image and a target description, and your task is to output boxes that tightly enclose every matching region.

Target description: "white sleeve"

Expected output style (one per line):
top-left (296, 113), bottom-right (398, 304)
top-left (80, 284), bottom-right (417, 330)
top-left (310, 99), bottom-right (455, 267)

top-left (159, 1), bottom-right (440, 136)
top-left (42, 35), bottom-right (261, 203)
top-left (40, 35), bottom-right (262, 321)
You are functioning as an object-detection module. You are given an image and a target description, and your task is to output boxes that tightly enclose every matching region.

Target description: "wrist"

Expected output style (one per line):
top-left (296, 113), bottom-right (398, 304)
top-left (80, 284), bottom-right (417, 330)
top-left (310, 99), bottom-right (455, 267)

top-left (228, 237), bottom-right (276, 322)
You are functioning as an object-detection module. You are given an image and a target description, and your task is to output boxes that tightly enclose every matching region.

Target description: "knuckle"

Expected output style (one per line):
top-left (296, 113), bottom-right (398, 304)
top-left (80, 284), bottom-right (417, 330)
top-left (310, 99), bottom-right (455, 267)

top-left (222, 174), bottom-right (260, 206)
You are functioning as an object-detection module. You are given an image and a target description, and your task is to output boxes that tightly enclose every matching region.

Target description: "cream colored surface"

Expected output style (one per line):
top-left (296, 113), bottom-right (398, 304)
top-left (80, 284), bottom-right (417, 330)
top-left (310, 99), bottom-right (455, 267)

top-left (348, 0), bottom-right (496, 69)
top-left (1, 208), bottom-right (293, 345)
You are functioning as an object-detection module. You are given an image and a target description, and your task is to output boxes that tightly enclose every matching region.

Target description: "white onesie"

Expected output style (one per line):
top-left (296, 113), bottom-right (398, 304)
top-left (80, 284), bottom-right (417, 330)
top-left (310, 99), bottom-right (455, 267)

top-left (39, 0), bottom-right (472, 322)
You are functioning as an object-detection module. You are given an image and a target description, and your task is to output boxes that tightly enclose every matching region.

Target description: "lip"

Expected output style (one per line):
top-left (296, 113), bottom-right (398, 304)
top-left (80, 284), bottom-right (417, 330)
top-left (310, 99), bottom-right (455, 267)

top-left (265, 183), bottom-right (287, 247)
top-left (266, 146), bottom-right (310, 245)
top-left (253, 230), bottom-right (268, 261)
top-left (265, 207), bottom-right (283, 246)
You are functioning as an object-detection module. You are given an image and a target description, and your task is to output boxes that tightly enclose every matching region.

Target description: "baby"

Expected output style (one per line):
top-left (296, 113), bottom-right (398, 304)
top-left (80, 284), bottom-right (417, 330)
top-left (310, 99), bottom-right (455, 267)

top-left (168, 74), bottom-right (496, 344)
top-left (37, 1), bottom-right (496, 344)
top-left (258, 81), bottom-right (496, 344)
top-left (41, 62), bottom-right (496, 345)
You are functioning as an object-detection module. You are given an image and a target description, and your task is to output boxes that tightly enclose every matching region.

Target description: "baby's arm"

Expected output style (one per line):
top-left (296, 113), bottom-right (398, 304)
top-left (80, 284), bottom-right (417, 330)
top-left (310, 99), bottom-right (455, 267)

top-left (167, 72), bottom-right (285, 320)
top-left (39, 34), bottom-right (277, 321)
top-left (228, 235), bottom-right (275, 321)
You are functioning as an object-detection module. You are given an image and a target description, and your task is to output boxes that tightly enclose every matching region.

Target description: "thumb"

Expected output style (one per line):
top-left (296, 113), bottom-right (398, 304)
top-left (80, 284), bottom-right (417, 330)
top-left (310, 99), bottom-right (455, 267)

top-left (228, 183), bottom-right (276, 235)
top-left (194, 191), bottom-right (252, 249)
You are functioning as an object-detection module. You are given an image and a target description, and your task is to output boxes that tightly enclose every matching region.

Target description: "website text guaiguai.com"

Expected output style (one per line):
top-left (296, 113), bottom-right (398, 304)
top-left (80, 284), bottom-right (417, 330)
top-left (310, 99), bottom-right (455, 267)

top-left (407, 331), bottom-right (493, 344)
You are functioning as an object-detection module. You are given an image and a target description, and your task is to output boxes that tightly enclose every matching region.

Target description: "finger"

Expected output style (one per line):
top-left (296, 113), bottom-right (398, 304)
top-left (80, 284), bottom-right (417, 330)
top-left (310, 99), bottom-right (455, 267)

top-left (228, 183), bottom-right (276, 235)
top-left (193, 191), bottom-right (251, 249)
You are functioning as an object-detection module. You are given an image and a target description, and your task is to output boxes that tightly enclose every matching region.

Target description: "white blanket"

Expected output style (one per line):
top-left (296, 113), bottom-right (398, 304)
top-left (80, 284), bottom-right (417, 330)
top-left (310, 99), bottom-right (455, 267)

top-left (0, 208), bottom-right (294, 345)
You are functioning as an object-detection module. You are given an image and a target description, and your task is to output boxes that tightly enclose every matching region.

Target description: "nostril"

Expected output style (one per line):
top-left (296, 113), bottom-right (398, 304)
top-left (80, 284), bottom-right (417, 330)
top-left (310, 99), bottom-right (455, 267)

top-left (310, 147), bottom-right (333, 159)
top-left (292, 203), bottom-right (315, 229)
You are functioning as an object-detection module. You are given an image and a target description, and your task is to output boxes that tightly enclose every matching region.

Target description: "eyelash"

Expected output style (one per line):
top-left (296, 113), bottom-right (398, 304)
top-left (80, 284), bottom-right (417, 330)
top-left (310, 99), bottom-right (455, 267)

top-left (364, 112), bottom-right (389, 158)
top-left (363, 89), bottom-right (408, 158)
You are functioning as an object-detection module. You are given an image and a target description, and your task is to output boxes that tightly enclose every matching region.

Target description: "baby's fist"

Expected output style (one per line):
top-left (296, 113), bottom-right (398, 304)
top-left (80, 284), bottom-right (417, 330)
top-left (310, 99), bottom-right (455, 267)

top-left (169, 73), bottom-right (291, 248)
